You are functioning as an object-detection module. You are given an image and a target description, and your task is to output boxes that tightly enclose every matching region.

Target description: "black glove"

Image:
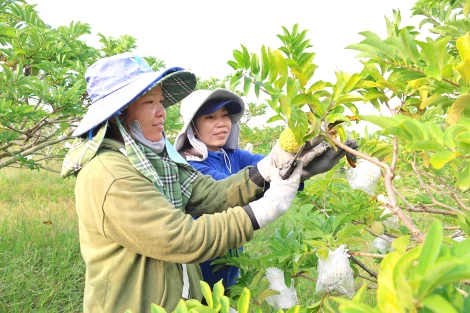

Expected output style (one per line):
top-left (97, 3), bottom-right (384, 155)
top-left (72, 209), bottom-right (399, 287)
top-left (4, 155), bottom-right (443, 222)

top-left (301, 139), bottom-right (358, 181)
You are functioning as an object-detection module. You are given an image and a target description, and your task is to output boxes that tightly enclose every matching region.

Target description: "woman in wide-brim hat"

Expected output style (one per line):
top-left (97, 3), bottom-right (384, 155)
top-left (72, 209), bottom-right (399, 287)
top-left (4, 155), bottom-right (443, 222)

top-left (61, 52), bottom-right (305, 313)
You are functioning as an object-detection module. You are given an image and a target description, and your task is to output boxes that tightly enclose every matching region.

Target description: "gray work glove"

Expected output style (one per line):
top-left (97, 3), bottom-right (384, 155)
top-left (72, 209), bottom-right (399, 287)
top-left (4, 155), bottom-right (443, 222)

top-left (250, 161), bottom-right (303, 228)
top-left (301, 139), bottom-right (358, 181)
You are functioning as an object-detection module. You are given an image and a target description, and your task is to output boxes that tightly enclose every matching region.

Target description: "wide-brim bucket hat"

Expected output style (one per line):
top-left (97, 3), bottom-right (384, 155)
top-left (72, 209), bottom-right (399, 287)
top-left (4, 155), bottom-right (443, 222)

top-left (174, 88), bottom-right (245, 152)
top-left (72, 52), bottom-right (197, 137)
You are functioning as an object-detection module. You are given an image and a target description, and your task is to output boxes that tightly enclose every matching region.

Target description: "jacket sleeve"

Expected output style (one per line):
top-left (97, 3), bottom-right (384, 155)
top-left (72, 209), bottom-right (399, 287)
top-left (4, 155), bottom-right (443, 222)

top-left (185, 167), bottom-right (264, 216)
top-left (101, 170), bottom-right (257, 264)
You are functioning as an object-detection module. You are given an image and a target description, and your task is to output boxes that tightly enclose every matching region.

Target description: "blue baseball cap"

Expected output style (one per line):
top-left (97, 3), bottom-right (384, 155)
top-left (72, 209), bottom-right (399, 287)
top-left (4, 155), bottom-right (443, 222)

top-left (195, 99), bottom-right (242, 118)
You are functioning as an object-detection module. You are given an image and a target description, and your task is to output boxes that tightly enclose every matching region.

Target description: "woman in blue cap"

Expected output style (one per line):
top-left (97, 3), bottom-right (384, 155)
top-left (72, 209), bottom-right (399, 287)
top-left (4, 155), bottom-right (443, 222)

top-left (174, 89), bottom-right (358, 292)
top-left (61, 53), bottom-right (309, 313)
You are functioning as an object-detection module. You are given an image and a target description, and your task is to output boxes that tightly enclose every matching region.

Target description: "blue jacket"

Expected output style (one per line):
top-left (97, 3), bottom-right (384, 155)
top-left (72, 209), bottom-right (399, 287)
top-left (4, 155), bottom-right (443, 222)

top-left (189, 148), bottom-right (264, 290)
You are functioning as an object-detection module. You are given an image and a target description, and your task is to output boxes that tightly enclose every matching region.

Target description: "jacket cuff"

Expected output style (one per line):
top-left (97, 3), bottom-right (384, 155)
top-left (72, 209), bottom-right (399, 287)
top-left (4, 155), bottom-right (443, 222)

top-left (243, 204), bottom-right (260, 230)
top-left (249, 166), bottom-right (265, 187)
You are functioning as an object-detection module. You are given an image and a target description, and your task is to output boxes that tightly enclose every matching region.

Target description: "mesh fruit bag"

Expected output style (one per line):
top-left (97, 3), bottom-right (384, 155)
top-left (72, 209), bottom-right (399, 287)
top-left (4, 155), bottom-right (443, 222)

top-left (265, 267), bottom-right (298, 309)
top-left (315, 245), bottom-right (355, 298)
top-left (347, 159), bottom-right (382, 195)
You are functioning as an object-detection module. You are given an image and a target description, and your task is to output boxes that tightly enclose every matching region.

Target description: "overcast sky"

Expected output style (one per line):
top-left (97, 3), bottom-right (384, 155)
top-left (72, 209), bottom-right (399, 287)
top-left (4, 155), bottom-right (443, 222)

top-left (31, 1), bottom-right (419, 82)
top-left (30, 1), bottom-right (422, 131)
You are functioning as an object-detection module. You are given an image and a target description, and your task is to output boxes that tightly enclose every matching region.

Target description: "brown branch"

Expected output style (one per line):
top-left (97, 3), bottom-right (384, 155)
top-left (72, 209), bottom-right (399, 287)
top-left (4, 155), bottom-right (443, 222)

top-left (0, 136), bottom-right (73, 169)
top-left (353, 273), bottom-right (377, 284)
top-left (390, 137), bottom-right (398, 173)
top-left (329, 134), bottom-right (425, 243)
top-left (394, 187), bottom-right (457, 216)
top-left (2, 123), bottom-right (29, 135)
top-left (411, 160), bottom-right (462, 214)
top-left (292, 272), bottom-right (317, 282)
top-left (437, 177), bottom-right (470, 213)
top-left (444, 226), bottom-right (461, 230)
top-left (20, 98), bottom-right (43, 130)
top-left (348, 251), bottom-right (385, 259)
top-left (447, 231), bottom-right (464, 239)
top-left (349, 255), bottom-right (377, 278)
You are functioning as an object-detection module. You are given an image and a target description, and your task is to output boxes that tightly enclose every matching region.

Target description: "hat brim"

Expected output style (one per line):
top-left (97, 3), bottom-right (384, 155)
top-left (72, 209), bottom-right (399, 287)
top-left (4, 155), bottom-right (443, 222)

top-left (72, 69), bottom-right (196, 137)
top-left (174, 89), bottom-right (245, 152)
top-left (196, 99), bottom-right (243, 117)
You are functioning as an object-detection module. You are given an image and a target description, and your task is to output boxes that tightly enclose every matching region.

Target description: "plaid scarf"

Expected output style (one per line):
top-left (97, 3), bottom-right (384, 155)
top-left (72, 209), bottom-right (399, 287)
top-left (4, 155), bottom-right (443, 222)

top-left (61, 118), bottom-right (197, 210)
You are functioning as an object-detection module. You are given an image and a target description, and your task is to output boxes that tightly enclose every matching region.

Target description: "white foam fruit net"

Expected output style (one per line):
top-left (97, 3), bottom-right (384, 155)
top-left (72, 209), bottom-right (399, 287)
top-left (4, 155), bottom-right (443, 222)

top-left (371, 235), bottom-right (394, 254)
top-left (380, 207), bottom-right (399, 230)
top-left (265, 267), bottom-right (298, 309)
top-left (376, 194), bottom-right (399, 230)
top-left (347, 159), bottom-right (382, 195)
top-left (315, 245), bottom-right (355, 298)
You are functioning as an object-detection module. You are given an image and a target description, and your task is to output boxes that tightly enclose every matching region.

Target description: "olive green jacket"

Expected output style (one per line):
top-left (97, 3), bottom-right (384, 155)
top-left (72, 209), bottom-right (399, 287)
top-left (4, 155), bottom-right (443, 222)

top-left (75, 139), bottom-right (264, 313)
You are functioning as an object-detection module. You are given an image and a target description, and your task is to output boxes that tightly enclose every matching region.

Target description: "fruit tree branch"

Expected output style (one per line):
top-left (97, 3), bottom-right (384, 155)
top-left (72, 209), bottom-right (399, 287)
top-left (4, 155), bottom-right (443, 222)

top-left (328, 134), bottom-right (425, 243)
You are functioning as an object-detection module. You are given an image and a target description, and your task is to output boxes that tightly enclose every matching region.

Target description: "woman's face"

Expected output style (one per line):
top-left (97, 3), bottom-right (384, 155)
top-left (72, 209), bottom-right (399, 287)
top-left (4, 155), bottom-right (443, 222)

top-left (126, 85), bottom-right (166, 142)
top-left (194, 106), bottom-right (232, 151)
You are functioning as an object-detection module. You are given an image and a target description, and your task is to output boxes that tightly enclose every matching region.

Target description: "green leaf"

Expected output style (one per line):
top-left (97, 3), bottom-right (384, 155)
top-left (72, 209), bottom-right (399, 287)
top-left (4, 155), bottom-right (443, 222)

top-left (241, 45), bottom-right (250, 70)
top-left (336, 224), bottom-right (367, 243)
top-left (409, 140), bottom-right (446, 152)
top-left (358, 115), bottom-right (399, 129)
top-left (280, 96), bottom-right (291, 119)
top-left (457, 164), bottom-right (470, 191)
top-left (334, 95), bottom-right (364, 106)
top-left (286, 78), bottom-right (299, 100)
top-left (414, 220), bottom-right (442, 279)
top-left (227, 60), bottom-right (238, 71)
top-left (243, 77), bottom-right (252, 96)
top-left (274, 50), bottom-right (288, 89)
top-left (424, 65), bottom-right (441, 80)
top-left (382, 126), bottom-right (414, 142)
top-left (351, 284), bottom-right (368, 304)
top-left (419, 260), bottom-right (470, 298)
top-left (286, 305), bottom-right (300, 313)
top-left (174, 300), bottom-right (189, 313)
top-left (151, 304), bottom-right (168, 313)
top-left (447, 94), bottom-right (470, 125)
top-left (200, 281), bottom-right (213, 308)
top-left (422, 294), bottom-right (459, 313)
top-left (230, 71), bottom-right (242, 91)
top-left (261, 45), bottom-right (270, 80)
top-left (342, 72), bottom-right (364, 94)
top-left (237, 288), bottom-right (250, 313)
top-left (465, 0), bottom-right (470, 17)
top-left (212, 280), bottom-right (225, 311)
top-left (430, 151), bottom-right (457, 169)
top-left (457, 32), bottom-right (470, 61)
top-left (259, 289), bottom-right (280, 304)
top-left (423, 122), bottom-right (444, 145)
top-left (251, 54), bottom-right (260, 75)
top-left (268, 48), bottom-right (279, 84)
top-left (233, 50), bottom-right (245, 69)
top-left (392, 235), bottom-right (410, 254)
top-left (444, 125), bottom-right (468, 149)
top-left (308, 80), bottom-right (328, 93)
top-left (219, 296), bottom-right (230, 313)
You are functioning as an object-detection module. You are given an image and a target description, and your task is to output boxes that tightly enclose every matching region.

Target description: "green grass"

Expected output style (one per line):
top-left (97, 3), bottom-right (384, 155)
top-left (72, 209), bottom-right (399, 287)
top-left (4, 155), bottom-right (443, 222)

top-left (4, 168), bottom-right (458, 312)
top-left (0, 168), bottom-right (372, 312)
top-left (0, 168), bottom-right (83, 313)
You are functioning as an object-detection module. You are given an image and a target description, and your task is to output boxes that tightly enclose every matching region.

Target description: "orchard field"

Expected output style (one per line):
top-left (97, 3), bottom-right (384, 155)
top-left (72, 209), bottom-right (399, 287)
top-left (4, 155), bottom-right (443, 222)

top-left (1, 0), bottom-right (470, 312)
